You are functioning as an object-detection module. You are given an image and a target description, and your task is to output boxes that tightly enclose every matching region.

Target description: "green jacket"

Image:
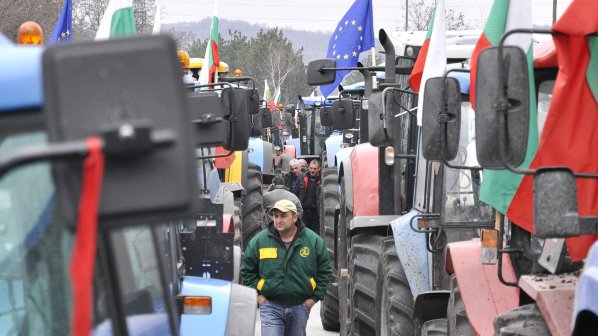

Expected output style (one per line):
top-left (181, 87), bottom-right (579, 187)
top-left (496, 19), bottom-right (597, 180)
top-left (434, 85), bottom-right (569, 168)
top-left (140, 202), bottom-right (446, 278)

top-left (241, 220), bottom-right (332, 307)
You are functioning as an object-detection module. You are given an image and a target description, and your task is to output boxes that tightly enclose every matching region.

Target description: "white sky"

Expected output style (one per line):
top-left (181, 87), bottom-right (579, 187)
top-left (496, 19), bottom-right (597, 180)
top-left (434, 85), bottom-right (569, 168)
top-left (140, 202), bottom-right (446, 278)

top-left (162, 0), bottom-right (573, 33)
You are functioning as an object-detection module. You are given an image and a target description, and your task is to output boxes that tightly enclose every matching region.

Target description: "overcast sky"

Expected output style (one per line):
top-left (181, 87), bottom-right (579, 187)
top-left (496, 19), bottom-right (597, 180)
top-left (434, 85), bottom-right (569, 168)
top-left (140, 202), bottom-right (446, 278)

top-left (162, 0), bottom-right (573, 33)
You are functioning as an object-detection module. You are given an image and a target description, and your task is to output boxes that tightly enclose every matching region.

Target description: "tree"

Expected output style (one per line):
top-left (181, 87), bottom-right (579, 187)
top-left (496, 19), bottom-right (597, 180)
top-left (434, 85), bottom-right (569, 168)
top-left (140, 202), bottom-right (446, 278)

top-left (395, 0), bottom-right (471, 32)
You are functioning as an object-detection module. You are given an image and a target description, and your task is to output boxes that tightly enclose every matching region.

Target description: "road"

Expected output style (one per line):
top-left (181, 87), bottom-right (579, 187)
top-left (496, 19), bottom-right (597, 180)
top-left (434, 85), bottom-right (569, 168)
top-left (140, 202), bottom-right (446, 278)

top-left (254, 301), bottom-right (340, 336)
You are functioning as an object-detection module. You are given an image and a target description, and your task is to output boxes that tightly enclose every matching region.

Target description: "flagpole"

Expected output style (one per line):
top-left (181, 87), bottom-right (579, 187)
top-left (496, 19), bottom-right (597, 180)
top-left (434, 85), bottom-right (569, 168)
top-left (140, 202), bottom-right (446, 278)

top-left (371, 47), bottom-right (378, 89)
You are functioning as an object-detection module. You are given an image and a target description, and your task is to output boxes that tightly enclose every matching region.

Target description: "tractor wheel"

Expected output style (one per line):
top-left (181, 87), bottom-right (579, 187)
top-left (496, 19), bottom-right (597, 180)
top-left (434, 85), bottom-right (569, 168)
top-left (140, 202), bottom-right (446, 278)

top-left (420, 319), bottom-right (448, 336)
top-left (376, 236), bottom-right (415, 336)
top-left (493, 304), bottom-right (550, 336)
top-left (233, 200), bottom-right (243, 249)
top-left (318, 168), bottom-right (340, 331)
top-left (348, 233), bottom-right (385, 335)
top-left (241, 163), bottom-right (264, 249)
top-left (447, 275), bottom-right (475, 336)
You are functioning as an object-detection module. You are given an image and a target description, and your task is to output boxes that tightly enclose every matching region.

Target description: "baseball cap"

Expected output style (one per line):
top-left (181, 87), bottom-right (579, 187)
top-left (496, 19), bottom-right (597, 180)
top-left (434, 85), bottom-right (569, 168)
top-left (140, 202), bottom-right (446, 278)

top-left (269, 199), bottom-right (297, 214)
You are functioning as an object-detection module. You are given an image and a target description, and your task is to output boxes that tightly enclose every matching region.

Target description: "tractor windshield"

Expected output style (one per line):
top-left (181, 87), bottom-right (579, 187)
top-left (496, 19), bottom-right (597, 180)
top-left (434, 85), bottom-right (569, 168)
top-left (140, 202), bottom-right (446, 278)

top-left (442, 101), bottom-right (493, 224)
top-left (0, 130), bottom-right (174, 335)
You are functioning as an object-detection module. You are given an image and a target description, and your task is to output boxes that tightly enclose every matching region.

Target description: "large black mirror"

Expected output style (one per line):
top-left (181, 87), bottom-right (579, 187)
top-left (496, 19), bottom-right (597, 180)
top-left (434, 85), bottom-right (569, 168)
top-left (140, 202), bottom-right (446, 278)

top-left (43, 35), bottom-right (197, 227)
top-left (331, 99), bottom-right (355, 130)
top-left (260, 107), bottom-right (273, 128)
top-left (534, 168), bottom-right (580, 238)
top-left (187, 92), bottom-right (226, 146)
top-left (307, 59), bottom-right (336, 85)
top-left (475, 46), bottom-right (530, 169)
top-left (422, 77), bottom-right (461, 161)
top-left (368, 89), bottom-right (402, 147)
top-left (247, 88), bottom-right (260, 115)
top-left (221, 87), bottom-right (250, 151)
top-left (320, 106), bottom-right (333, 126)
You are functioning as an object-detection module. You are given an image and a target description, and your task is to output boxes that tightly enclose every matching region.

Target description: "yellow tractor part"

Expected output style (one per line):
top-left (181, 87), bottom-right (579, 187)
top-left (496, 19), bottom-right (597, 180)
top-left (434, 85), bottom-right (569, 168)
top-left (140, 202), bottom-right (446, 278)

top-left (224, 151), bottom-right (244, 184)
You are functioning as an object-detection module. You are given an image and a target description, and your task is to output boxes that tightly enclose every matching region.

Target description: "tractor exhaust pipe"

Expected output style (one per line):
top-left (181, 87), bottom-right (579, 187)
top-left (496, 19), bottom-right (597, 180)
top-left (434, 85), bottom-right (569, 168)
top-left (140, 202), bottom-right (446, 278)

top-left (379, 29), bottom-right (396, 84)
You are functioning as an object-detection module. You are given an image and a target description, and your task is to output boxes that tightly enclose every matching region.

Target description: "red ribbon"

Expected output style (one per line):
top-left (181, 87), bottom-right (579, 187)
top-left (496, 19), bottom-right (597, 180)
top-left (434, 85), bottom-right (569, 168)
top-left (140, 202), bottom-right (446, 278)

top-left (70, 137), bottom-right (105, 336)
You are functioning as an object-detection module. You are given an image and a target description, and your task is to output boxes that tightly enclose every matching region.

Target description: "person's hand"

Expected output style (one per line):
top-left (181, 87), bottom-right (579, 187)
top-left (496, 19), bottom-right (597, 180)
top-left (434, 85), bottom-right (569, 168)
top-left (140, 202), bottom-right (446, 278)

top-left (258, 295), bottom-right (268, 305)
top-left (303, 298), bottom-right (316, 309)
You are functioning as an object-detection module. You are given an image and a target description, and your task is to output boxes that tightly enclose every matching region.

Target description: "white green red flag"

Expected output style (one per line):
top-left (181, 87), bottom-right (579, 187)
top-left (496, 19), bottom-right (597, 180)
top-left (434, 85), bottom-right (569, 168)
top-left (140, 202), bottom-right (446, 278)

top-left (473, 0), bottom-right (538, 216)
top-left (95, 0), bottom-right (136, 40)
top-left (198, 1), bottom-right (220, 85)
top-left (267, 87), bottom-right (281, 110)
top-left (263, 79), bottom-right (271, 101)
top-left (507, 0), bottom-right (598, 262)
top-left (409, 0), bottom-right (446, 125)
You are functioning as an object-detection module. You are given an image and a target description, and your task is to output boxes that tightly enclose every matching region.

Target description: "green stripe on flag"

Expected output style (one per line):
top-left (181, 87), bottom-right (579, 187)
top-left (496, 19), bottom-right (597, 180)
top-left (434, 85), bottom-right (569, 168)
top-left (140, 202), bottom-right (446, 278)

top-left (110, 7), bottom-right (136, 37)
top-left (481, 44), bottom-right (538, 214)
top-left (483, 0), bottom-right (509, 46)
top-left (588, 36), bottom-right (598, 102)
top-left (425, 9), bottom-right (435, 40)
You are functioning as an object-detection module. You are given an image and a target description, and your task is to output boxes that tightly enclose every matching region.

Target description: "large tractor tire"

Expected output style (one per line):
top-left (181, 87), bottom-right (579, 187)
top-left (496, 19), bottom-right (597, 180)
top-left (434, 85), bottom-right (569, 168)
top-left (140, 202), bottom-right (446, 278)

top-left (348, 233), bottom-right (385, 335)
top-left (447, 275), bottom-right (474, 336)
top-left (493, 304), bottom-right (550, 336)
top-left (421, 319), bottom-right (448, 336)
top-left (318, 168), bottom-right (341, 331)
top-left (376, 236), bottom-right (415, 336)
top-left (233, 200), bottom-right (243, 249)
top-left (241, 163), bottom-right (264, 248)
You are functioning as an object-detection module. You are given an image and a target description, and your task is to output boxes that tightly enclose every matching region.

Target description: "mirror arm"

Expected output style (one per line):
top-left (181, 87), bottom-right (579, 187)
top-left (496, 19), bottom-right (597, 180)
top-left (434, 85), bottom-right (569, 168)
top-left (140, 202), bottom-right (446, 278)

top-left (496, 216), bottom-right (520, 287)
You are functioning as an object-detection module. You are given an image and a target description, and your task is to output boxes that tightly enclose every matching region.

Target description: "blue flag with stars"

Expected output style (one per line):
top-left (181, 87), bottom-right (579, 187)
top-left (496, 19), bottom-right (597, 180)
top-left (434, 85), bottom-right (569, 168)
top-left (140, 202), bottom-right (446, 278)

top-left (320, 0), bottom-right (374, 98)
top-left (49, 0), bottom-right (73, 44)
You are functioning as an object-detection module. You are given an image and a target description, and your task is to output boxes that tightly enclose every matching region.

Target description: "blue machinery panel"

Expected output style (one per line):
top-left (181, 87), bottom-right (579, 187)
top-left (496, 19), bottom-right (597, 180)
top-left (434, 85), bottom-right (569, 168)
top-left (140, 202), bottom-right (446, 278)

top-left (247, 137), bottom-right (265, 172)
top-left (179, 277), bottom-right (232, 336)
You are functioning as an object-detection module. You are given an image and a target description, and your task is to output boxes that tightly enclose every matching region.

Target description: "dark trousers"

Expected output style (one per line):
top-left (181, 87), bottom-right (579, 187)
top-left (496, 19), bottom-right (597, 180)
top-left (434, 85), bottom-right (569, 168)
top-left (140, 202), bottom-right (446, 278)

top-left (303, 207), bottom-right (320, 235)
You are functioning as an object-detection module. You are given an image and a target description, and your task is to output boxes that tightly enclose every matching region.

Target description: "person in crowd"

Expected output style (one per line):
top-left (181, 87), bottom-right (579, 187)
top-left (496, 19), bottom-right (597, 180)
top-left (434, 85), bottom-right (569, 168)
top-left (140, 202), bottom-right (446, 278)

top-left (300, 160), bottom-right (321, 234)
top-left (284, 159), bottom-right (304, 199)
top-left (263, 176), bottom-right (303, 223)
top-left (241, 200), bottom-right (332, 336)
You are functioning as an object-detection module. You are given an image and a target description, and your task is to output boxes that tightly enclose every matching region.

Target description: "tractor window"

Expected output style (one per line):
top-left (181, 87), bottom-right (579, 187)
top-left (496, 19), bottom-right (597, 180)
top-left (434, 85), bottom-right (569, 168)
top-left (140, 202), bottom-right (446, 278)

top-left (442, 102), bottom-right (493, 224)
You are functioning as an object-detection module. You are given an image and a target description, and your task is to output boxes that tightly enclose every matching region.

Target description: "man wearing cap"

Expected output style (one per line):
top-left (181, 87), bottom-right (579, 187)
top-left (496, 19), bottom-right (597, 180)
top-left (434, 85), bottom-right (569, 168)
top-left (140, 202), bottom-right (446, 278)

top-left (263, 176), bottom-right (303, 224)
top-left (241, 199), bottom-right (332, 336)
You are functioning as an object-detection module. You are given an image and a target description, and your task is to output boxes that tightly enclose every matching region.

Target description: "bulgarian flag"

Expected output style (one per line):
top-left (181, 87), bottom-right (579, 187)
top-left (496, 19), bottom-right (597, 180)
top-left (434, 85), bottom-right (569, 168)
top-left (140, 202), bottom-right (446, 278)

top-left (267, 87), bottom-right (281, 110)
top-left (198, 1), bottom-right (220, 85)
top-left (409, 0), bottom-right (446, 125)
top-left (507, 0), bottom-right (598, 262)
top-left (95, 0), bottom-right (136, 40)
top-left (263, 79), bottom-right (271, 101)
top-left (474, 0), bottom-right (538, 215)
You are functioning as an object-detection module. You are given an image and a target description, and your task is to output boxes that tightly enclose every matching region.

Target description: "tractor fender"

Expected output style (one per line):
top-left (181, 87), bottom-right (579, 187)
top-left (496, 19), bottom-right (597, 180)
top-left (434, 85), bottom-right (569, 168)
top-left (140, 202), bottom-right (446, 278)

top-left (338, 156), bottom-right (354, 212)
top-left (247, 137), bottom-right (265, 172)
top-left (0, 42), bottom-right (43, 111)
top-left (287, 138), bottom-right (301, 156)
top-left (334, 147), bottom-right (353, 174)
top-left (446, 240), bottom-right (519, 336)
top-left (390, 209), bottom-right (430, 298)
top-left (349, 143), bottom-right (379, 216)
top-left (573, 241), bottom-right (598, 333)
top-left (324, 133), bottom-right (343, 168)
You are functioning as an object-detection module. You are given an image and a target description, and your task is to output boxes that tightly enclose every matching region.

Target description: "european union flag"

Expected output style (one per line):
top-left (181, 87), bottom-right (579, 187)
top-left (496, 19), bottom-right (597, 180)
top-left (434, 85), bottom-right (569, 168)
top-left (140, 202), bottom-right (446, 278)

top-left (49, 0), bottom-right (73, 44)
top-left (320, 0), bottom-right (374, 98)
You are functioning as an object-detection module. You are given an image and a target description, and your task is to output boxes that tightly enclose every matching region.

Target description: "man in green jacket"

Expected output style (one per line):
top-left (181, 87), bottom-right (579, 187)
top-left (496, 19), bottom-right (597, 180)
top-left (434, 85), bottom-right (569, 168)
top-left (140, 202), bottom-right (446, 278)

top-left (241, 199), bottom-right (332, 336)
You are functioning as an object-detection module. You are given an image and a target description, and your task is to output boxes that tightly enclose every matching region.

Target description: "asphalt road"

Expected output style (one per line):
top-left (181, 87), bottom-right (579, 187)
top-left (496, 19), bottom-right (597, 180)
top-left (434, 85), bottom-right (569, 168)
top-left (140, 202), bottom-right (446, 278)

top-left (254, 301), bottom-right (340, 336)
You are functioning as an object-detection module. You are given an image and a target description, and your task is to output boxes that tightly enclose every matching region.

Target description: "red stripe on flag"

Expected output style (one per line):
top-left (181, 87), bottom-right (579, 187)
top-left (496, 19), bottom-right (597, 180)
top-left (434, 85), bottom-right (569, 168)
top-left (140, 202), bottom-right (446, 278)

top-left (469, 33), bottom-right (491, 110)
top-left (70, 137), bottom-right (104, 336)
top-left (409, 39), bottom-right (430, 93)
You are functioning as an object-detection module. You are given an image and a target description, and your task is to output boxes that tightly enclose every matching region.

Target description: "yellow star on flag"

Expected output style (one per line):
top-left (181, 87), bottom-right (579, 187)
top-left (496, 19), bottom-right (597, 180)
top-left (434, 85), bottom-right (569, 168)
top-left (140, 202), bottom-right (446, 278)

top-left (335, 35), bottom-right (338, 40)
top-left (337, 54), bottom-right (341, 59)
top-left (358, 45), bottom-right (361, 50)
top-left (333, 51), bottom-right (336, 55)
top-left (360, 36), bottom-right (363, 41)
top-left (358, 26), bottom-right (363, 31)
top-left (351, 20), bottom-right (356, 25)
top-left (344, 54), bottom-right (349, 59)
top-left (339, 26), bottom-right (343, 31)
top-left (352, 51), bottom-right (357, 57)
top-left (345, 20), bottom-right (349, 25)
top-left (333, 44), bottom-right (336, 49)
top-left (66, 30), bottom-right (70, 35)
top-left (61, 32), bottom-right (66, 38)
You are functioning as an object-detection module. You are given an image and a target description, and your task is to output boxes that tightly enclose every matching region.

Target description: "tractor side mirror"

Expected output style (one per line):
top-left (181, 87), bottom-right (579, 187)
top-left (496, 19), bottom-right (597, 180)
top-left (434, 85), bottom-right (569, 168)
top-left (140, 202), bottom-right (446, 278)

top-left (43, 35), bottom-right (197, 227)
top-left (221, 87), bottom-right (250, 151)
top-left (368, 88), bottom-right (403, 147)
top-left (187, 92), bottom-right (226, 146)
top-left (475, 46), bottom-right (530, 169)
top-left (260, 107), bottom-right (273, 128)
top-left (534, 168), bottom-right (580, 238)
top-left (422, 77), bottom-right (461, 161)
top-left (247, 88), bottom-right (260, 115)
top-left (307, 59), bottom-right (336, 85)
top-left (320, 106), bottom-right (333, 127)
top-left (331, 99), bottom-right (355, 130)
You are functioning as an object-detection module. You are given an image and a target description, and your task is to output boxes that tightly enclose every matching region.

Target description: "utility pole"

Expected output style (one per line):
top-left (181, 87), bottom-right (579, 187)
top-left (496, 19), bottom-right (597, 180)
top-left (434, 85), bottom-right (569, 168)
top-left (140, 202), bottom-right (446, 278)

top-left (405, 0), bottom-right (409, 31)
